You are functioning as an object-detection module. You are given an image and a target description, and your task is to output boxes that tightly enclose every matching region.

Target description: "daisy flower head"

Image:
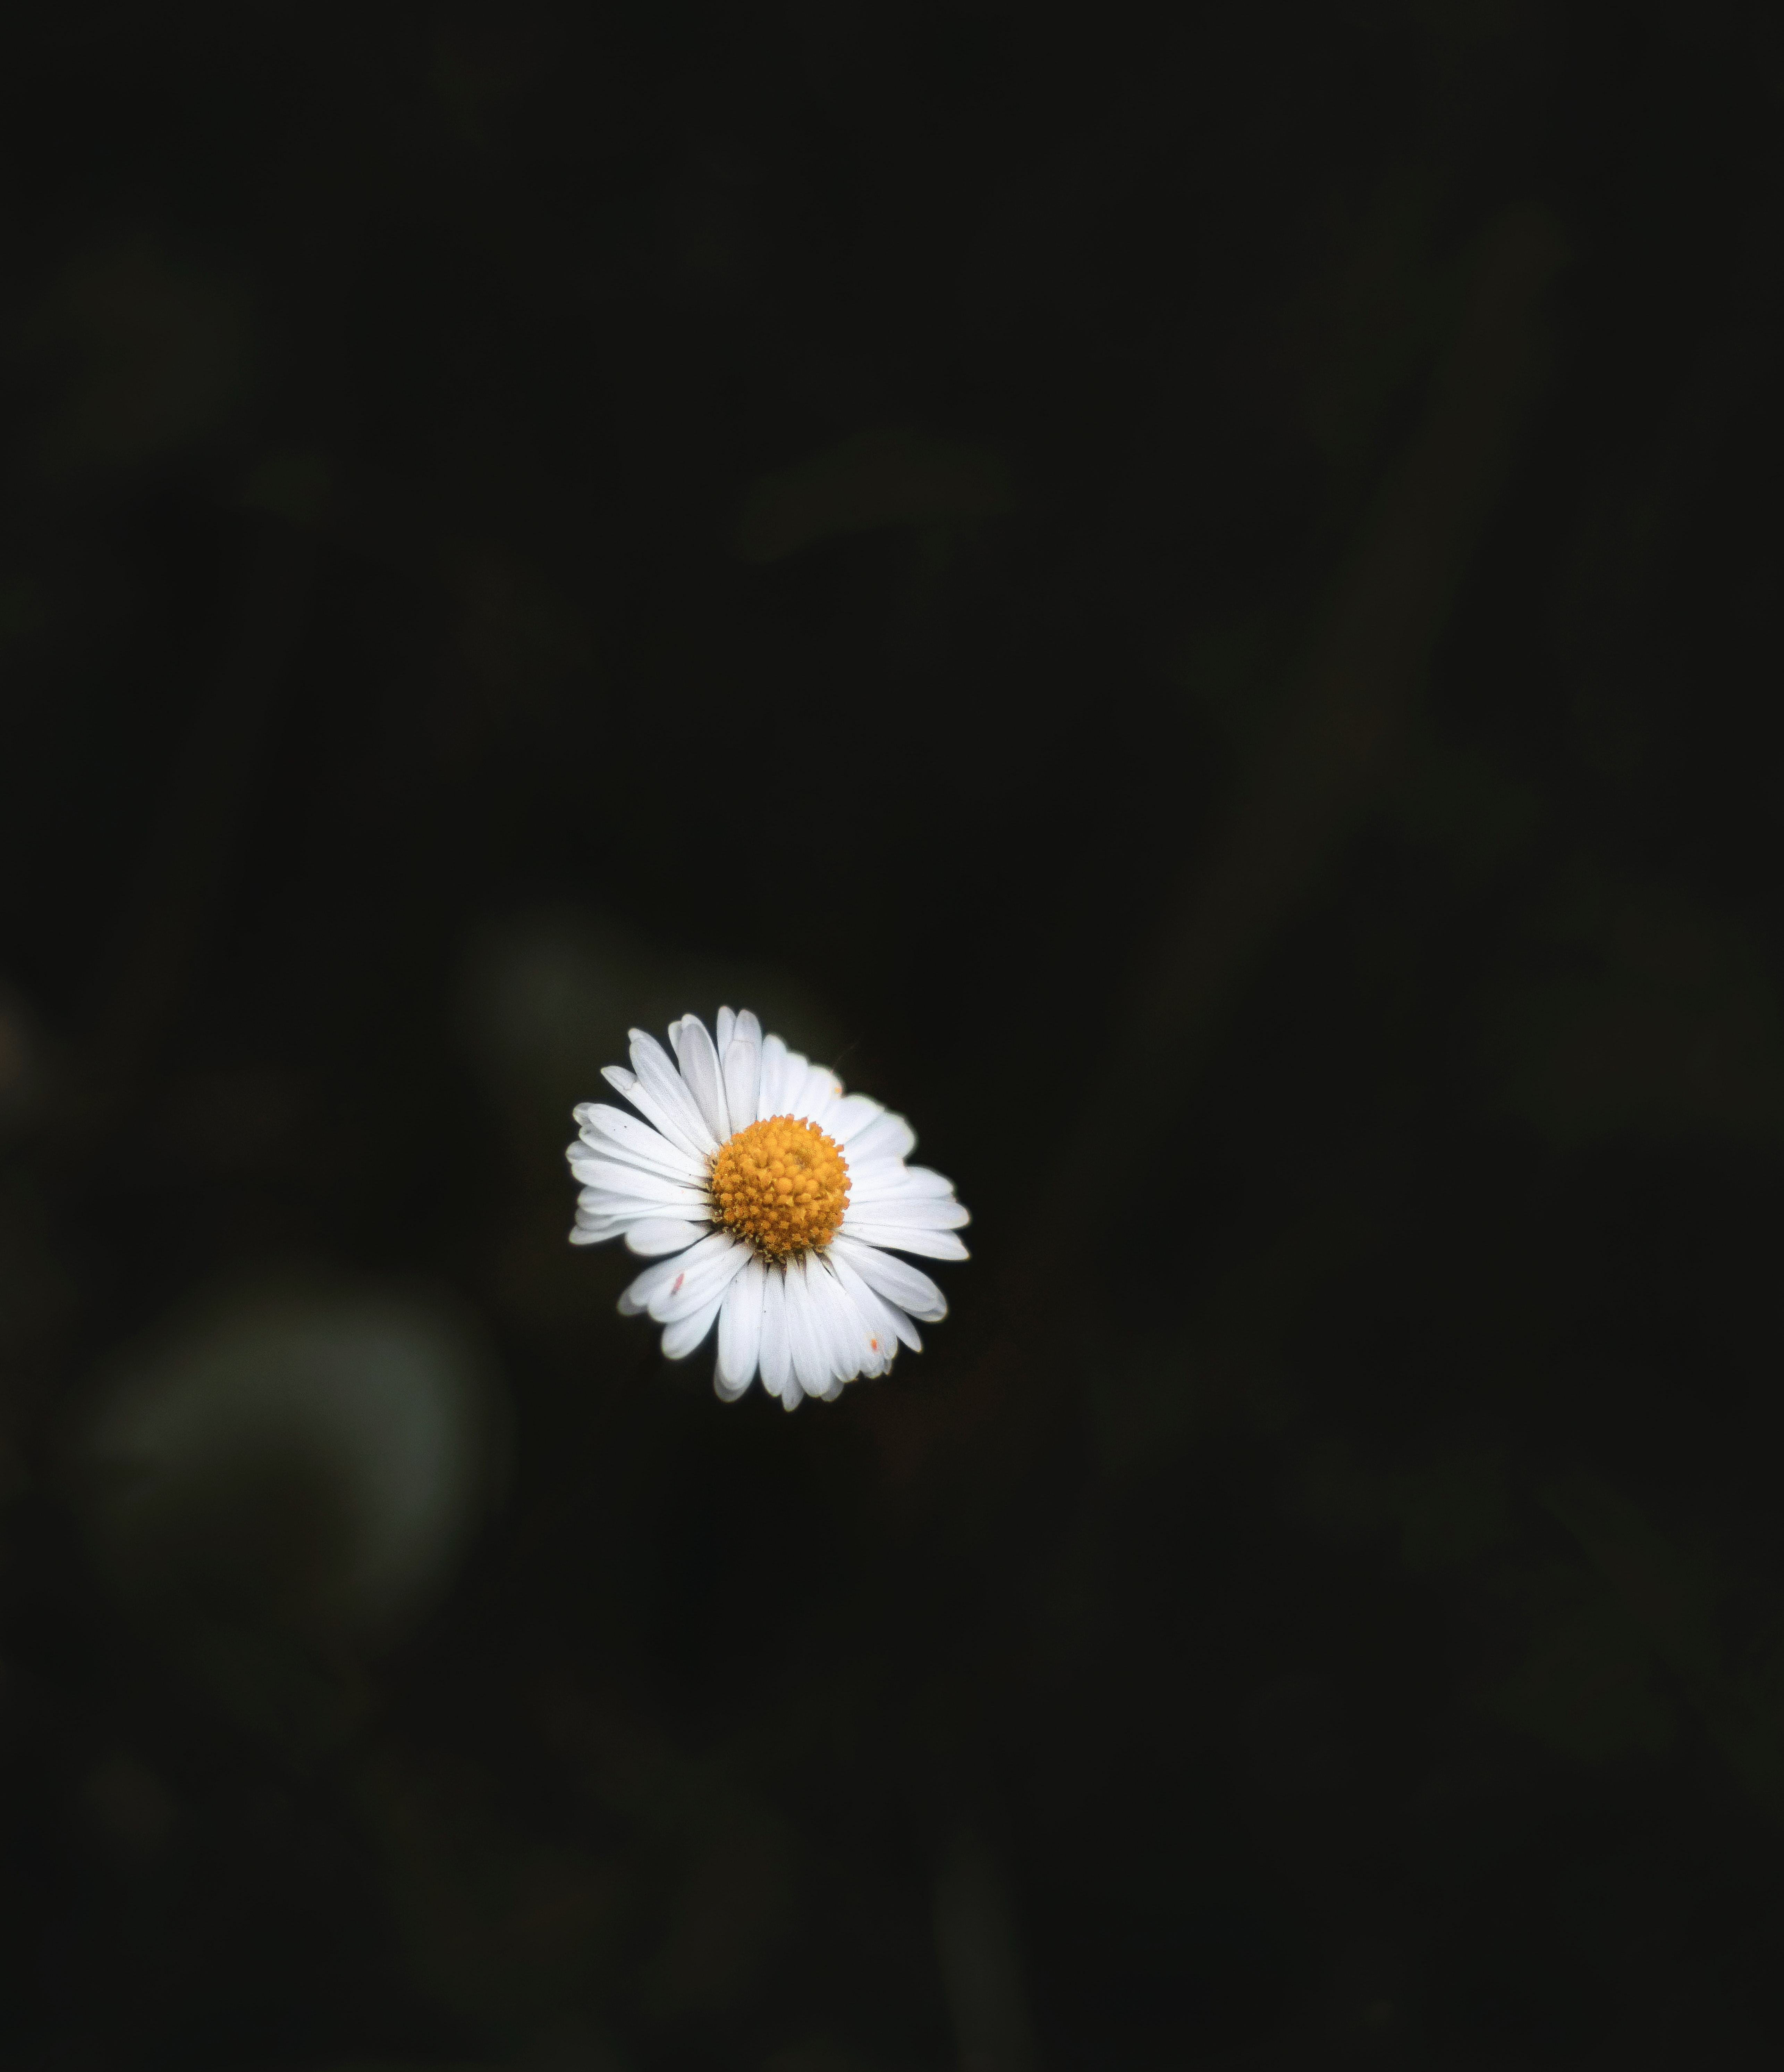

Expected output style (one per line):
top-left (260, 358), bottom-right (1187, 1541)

top-left (566, 1010), bottom-right (969, 1409)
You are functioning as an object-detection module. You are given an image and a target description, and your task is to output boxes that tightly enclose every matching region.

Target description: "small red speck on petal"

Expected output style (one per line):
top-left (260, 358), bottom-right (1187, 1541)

top-left (672, 1272), bottom-right (685, 1293)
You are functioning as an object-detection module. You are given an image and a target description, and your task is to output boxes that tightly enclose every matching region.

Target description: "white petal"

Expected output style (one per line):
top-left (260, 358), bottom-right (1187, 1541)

top-left (838, 1282), bottom-right (895, 1376)
top-left (784, 1257), bottom-right (831, 1397)
top-left (649, 1237), bottom-right (750, 1322)
top-left (574, 1176), bottom-right (707, 1210)
top-left (623, 1218), bottom-right (710, 1255)
top-left (576, 1192), bottom-right (706, 1227)
top-left (759, 1035), bottom-right (802, 1116)
top-left (628, 1031), bottom-right (720, 1155)
top-left (578, 1197), bottom-right (711, 1236)
top-left (828, 1247), bottom-right (918, 1356)
top-left (574, 1102), bottom-right (708, 1183)
top-left (620, 1229), bottom-right (735, 1313)
top-left (715, 1006), bottom-right (736, 1054)
top-left (759, 1266), bottom-right (790, 1399)
top-left (845, 1110), bottom-right (917, 1164)
top-left (808, 1255), bottom-right (876, 1382)
top-left (781, 1370), bottom-right (805, 1411)
top-left (841, 1194), bottom-right (971, 1231)
top-left (754, 1032), bottom-right (783, 1108)
top-left (575, 1203), bottom-right (664, 1236)
top-left (831, 1234), bottom-right (948, 1320)
top-left (777, 1047), bottom-right (812, 1115)
top-left (567, 1140), bottom-right (703, 1193)
top-left (795, 1059), bottom-right (842, 1123)
top-left (827, 1093), bottom-right (883, 1144)
top-left (734, 1009), bottom-right (762, 1051)
top-left (798, 1254), bottom-right (853, 1382)
top-left (722, 1035), bottom-right (759, 1133)
top-left (574, 1216), bottom-right (657, 1245)
top-left (660, 1289), bottom-right (726, 1360)
top-left (587, 1209), bottom-right (705, 1243)
top-left (715, 1257), bottom-right (765, 1397)
top-left (850, 1163), bottom-right (958, 1204)
top-left (840, 1221), bottom-right (970, 1261)
top-left (569, 1157), bottom-right (710, 1206)
top-left (601, 1062), bottom-right (709, 1164)
top-left (669, 1015), bottom-right (731, 1144)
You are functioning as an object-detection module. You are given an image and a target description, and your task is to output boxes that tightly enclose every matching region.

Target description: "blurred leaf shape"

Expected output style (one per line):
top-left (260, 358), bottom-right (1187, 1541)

top-left (359, 1743), bottom-right (626, 2028)
top-left (451, 543), bottom-right (597, 704)
top-left (1543, 1473), bottom-right (1721, 1682)
top-left (0, 976), bottom-right (46, 1136)
top-left (1544, 1473), bottom-right (1784, 1831)
top-left (639, 1798), bottom-right (795, 2024)
top-left (243, 449), bottom-right (337, 528)
top-left (734, 427), bottom-right (1013, 563)
top-left (1389, 739), bottom-right (1539, 880)
top-left (1396, 1446), bottom-right (1514, 1572)
top-left (430, 17), bottom-right (542, 149)
top-left (1179, 612), bottom-right (1290, 750)
top-left (933, 1832), bottom-right (1038, 2072)
top-left (1491, 875), bottom-right (1784, 1143)
top-left (0, 571), bottom-right (46, 643)
top-left (1489, 1560), bottom-right (1676, 1765)
top-left (761, 2045), bottom-right (869, 2072)
top-left (76, 1279), bottom-right (504, 1652)
top-left (1477, 1471), bottom-right (1784, 1834)
top-left (34, 237), bottom-right (250, 474)
top-left (459, 908), bottom-right (842, 1135)
top-left (1302, 170), bottom-right (1448, 491)
top-left (81, 1751), bottom-right (177, 1856)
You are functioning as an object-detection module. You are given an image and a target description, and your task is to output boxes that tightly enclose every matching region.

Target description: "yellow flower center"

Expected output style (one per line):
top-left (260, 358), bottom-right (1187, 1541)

top-left (710, 1114), bottom-right (851, 1261)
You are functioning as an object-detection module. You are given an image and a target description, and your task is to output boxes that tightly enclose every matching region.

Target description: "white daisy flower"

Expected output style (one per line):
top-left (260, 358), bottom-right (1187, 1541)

top-left (566, 1009), bottom-right (969, 1409)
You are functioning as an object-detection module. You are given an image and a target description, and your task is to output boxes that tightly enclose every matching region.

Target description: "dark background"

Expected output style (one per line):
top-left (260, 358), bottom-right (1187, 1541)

top-left (5, 3), bottom-right (1784, 2067)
